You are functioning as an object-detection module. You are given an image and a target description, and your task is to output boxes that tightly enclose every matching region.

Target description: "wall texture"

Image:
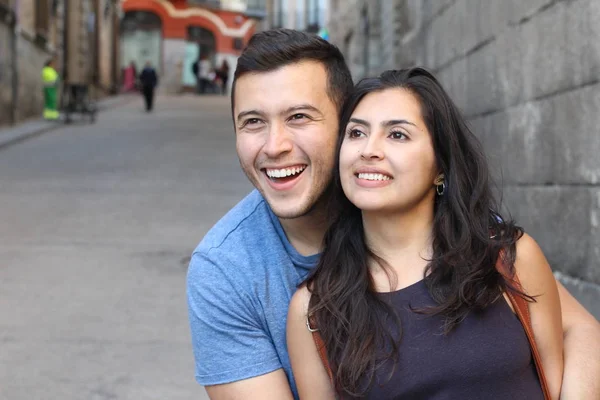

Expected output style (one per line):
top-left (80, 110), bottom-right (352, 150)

top-left (329, 0), bottom-right (600, 318)
top-left (0, 17), bottom-right (13, 126)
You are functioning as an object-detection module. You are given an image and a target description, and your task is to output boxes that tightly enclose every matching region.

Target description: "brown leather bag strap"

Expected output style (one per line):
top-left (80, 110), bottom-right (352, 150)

top-left (308, 315), bottom-right (333, 382)
top-left (495, 254), bottom-right (551, 400)
top-left (310, 254), bottom-right (551, 398)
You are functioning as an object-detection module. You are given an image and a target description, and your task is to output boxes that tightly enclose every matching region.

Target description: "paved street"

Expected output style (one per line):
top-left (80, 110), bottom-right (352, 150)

top-left (0, 95), bottom-right (252, 399)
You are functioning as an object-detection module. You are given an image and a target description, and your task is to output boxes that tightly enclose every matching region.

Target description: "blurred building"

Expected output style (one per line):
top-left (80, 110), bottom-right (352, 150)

top-left (260, 0), bottom-right (329, 34)
top-left (0, 0), bottom-right (120, 126)
top-left (120, 0), bottom-right (265, 94)
top-left (327, 0), bottom-right (600, 317)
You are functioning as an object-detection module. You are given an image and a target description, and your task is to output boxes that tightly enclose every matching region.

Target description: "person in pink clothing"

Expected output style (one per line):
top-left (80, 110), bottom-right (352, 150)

top-left (122, 61), bottom-right (138, 93)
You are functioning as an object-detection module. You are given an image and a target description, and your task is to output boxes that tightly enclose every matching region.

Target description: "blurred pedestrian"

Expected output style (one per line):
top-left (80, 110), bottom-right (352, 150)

top-left (217, 59), bottom-right (230, 95)
top-left (198, 54), bottom-right (212, 94)
top-left (123, 61), bottom-right (138, 92)
top-left (41, 58), bottom-right (60, 120)
top-left (139, 61), bottom-right (158, 112)
top-left (191, 58), bottom-right (201, 94)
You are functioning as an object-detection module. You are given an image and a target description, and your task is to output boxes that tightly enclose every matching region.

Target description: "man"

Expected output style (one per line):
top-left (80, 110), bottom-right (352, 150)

top-left (42, 58), bottom-right (60, 120)
top-left (139, 61), bottom-right (158, 112)
top-left (192, 58), bottom-right (201, 94)
top-left (187, 29), bottom-right (600, 399)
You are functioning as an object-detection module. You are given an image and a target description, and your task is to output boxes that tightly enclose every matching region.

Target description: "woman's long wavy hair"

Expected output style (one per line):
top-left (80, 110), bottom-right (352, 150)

top-left (305, 68), bottom-right (526, 397)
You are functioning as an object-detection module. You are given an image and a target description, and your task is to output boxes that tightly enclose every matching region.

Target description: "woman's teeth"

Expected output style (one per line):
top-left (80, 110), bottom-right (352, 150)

top-left (358, 173), bottom-right (391, 181)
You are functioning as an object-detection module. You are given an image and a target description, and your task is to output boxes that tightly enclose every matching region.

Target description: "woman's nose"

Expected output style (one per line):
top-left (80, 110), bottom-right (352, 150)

top-left (360, 137), bottom-right (384, 160)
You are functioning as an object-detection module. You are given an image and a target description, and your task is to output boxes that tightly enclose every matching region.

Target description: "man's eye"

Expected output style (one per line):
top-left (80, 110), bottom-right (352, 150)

top-left (247, 118), bottom-right (260, 125)
top-left (290, 113), bottom-right (307, 121)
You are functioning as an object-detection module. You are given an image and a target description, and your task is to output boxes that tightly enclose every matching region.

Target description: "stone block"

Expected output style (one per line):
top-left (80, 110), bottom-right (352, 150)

top-left (0, 22), bottom-right (13, 126)
top-left (500, 0), bottom-right (555, 26)
top-left (469, 110), bottom-right (511, 184)
top-left (496, 0), bottom-right (600, 107)
top-left (463, 40), bottom-right (504, 117)
top-left (466, 81), bottom-right (600, 186)
top-left (588, 190), bottom-right (600, 283)
top-left (421, 0), bottom-right (455, 24)
top-left (469, 99), bottom-right (555, 185)
top-left (503, 186), bottom-right (599, 284)
top-left (436, 56), bottom-right (468, 112)
top-left (423, 0), bottom-right (500, 70)
top-left (549, 83), bottom-right (600, 184)
top-left (16, 35), bottom-right (50, 121)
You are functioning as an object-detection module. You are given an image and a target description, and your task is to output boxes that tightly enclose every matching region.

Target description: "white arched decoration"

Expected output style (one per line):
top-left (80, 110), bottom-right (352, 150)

top-left (146, 0), bottom-right (255, 37)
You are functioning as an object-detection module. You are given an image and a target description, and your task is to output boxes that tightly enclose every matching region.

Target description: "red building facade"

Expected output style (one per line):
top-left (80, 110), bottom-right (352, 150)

top-left (120, 0), bottom-right (257, 92)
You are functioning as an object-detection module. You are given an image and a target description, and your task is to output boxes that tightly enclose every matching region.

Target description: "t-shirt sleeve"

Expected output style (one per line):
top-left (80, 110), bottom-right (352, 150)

top-left (186, 248), bottom-right (283, 385)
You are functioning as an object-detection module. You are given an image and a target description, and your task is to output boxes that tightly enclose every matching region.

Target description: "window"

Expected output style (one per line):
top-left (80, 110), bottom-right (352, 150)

top-left (35, 0), bottom-right (50, 37)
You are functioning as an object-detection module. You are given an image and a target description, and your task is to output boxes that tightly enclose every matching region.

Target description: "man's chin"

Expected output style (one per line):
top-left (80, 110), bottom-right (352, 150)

top-left (269, 203), bottom-right (312, 220)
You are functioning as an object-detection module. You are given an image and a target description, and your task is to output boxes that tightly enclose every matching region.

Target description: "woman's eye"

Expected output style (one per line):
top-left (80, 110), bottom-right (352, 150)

top-left (389, 131), bottom-right (407, 140)
top-left (347, 129), bottom-right (365, 138)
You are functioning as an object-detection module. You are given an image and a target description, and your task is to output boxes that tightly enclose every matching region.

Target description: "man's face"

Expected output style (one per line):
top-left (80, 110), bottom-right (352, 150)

top-left (234, 61), bottom-right (339, 219)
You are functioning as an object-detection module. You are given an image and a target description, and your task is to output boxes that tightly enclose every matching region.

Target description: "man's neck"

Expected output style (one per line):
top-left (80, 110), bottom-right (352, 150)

top-left (279, 207), bottom-right (328, 257)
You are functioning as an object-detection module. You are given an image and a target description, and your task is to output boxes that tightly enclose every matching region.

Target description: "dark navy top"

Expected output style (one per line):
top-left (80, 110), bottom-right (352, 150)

top-left (347, 279), bottom-right (544, 399)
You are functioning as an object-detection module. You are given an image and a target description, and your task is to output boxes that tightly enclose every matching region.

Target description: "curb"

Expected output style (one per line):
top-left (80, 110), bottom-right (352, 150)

top-left (0, 95), bottom-right (134, 151)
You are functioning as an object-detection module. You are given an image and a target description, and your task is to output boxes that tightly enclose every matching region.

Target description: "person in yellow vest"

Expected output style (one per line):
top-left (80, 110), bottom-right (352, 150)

top-left (42, 58), bottom-right (60, 120)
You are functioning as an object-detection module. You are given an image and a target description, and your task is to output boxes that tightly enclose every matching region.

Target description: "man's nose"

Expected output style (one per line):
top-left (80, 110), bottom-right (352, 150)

top-left (263, 126), bottom-right (293, 158)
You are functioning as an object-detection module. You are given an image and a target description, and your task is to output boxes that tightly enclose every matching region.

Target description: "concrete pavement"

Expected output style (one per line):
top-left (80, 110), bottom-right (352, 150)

top-left (0, 94), bottom-right (252, 399)
top-left (0, 94), bottom-right (134, 151)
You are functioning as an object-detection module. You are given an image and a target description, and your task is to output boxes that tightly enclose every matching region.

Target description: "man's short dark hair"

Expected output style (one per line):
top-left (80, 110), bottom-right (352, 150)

top-left (231, 29), bottom-right (353, 116)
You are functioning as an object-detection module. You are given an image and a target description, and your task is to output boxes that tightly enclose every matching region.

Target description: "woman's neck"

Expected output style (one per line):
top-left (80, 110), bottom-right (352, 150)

top-left (362, 200), bottom-right (435, 286)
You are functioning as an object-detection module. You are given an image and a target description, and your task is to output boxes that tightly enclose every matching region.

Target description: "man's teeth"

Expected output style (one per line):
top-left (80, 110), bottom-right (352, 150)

top-left (358, 173), bottom-right (391, 181)
top-left (266, 166), bottom-right (306, 178)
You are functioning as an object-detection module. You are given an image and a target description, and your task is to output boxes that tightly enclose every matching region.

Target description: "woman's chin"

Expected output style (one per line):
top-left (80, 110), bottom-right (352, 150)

top-left (349, 199), bottom-right (391, 214)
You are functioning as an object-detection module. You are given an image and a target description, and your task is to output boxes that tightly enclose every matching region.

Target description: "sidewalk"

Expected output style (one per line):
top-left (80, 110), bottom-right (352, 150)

top-left (0, 94), bottom-right (134, 150)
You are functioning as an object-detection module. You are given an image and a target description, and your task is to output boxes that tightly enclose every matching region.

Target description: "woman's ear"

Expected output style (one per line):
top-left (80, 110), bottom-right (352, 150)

top-left (433, 173), bottom-right (445, 186)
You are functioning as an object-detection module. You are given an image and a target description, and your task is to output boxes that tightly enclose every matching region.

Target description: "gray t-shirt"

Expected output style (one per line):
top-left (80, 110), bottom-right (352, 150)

top-left (187, 190), bottom-right (318, 398)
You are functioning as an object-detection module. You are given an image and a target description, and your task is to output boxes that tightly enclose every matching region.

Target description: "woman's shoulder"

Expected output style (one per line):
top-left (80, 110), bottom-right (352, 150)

top-left (289, 285), bottom-right (311, 316)
top-left (513, 233), bottom-right (554, 296)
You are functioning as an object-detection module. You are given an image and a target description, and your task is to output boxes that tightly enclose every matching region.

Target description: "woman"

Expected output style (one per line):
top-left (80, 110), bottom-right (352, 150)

top-left (287, 68), bottom-right (563, 399)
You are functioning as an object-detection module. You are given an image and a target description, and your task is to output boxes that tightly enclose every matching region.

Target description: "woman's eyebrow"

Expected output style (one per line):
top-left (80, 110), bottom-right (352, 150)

top-left (382, 119), bottom-right (417, 128)
top-left (348, 118), bottom-right (417, 128)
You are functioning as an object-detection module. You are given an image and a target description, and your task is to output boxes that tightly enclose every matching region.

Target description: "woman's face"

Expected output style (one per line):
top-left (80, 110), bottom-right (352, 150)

top-left (339, 88), bottom-right (439, 214)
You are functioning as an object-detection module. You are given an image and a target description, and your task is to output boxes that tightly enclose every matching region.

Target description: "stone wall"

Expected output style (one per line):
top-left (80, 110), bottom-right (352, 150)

top-left (98, 2), bottom-right (117, 92)
top-left (329, 0), bottom-right (600, 318)
top-left (16, 33), bottom-right (53, 120)
top-left (0, 19), bottom-right (13, 126)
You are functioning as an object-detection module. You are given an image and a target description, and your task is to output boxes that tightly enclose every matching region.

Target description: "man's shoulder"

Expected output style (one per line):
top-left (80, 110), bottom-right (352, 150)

top-left (196, 190), bottom-right (273, 256)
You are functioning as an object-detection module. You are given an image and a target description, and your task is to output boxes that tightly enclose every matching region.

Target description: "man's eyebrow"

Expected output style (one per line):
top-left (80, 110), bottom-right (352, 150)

top-left (348, 118), bottom-right (417, 128)
top-left (236, 110), bottom-right (265, 123)
top-left (282, 104), bottom-right (323, 116)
